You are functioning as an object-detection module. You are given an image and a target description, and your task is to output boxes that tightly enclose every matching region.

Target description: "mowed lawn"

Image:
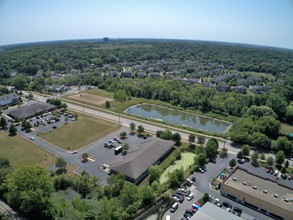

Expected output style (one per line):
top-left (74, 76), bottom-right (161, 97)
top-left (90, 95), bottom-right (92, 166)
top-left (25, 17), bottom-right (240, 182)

top-left (38, 114), bottom-right (121, 150)
top-left (0, 131), bottom-right (56, 168)
top-left (159, 152), bottom-right (196, 184)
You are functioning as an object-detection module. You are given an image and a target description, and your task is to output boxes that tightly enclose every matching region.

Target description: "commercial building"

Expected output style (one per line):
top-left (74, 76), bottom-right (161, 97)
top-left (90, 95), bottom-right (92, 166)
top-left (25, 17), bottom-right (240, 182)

top-left (8, 102), bottom-right (56, 119)
top-left (220, 166), bottom-right (293, 220)
top-left (0, 93), bottom-right (18, 106)
top-left (109, 138), bottom-right (174, 184)
top-left (190, 202), bottom-right (242, 220)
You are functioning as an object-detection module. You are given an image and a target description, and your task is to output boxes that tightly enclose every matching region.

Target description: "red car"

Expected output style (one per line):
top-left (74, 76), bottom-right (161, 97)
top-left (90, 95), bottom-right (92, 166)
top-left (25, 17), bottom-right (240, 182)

top-left (266, 168), bottom-right (270, 173)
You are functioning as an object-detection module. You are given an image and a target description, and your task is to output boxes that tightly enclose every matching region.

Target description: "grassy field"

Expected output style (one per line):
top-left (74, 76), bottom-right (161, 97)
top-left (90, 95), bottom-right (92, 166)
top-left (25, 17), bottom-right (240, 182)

top-left (159, 152), bottom-right (196, 184)
top-left (0, 131), bottom-right (56, 168)
top-left (38, 113), bottom-right (121, 150)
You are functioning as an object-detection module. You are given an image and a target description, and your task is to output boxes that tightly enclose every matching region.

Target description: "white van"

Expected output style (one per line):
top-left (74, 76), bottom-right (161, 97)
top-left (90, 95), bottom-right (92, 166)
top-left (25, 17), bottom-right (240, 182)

top-left (170, 202), bottom-right (178, 213)
top-left (165, 215), bottom-right (171, 220)
top-left (187, 192), bottom-right (194, 201)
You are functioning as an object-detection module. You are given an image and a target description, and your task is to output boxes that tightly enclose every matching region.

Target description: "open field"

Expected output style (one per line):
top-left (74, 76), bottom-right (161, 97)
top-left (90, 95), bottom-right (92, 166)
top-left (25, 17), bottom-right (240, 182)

top-left (66, 92), bottom-right (113, 106)
top-left (159, 152), bottom-right (196, 184)
top-left (38, 113), bottom-right (121, 150)
top-left (0, 131), bottom-right (56, 168)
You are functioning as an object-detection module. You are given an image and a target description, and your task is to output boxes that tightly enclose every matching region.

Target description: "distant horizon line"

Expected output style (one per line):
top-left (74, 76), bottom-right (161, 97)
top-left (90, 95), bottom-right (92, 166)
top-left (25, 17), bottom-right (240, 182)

top-left (1, 37), bottom-right (292, 51)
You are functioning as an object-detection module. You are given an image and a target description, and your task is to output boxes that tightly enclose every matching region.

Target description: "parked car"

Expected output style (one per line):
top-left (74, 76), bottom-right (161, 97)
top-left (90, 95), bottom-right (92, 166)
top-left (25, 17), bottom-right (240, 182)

top-left (170, 202), bottom-right (179, 213)
top-left (274, 170), bottom-right (279, 176)
top-left (233, 207), bottom-right (242, 214)
top-left (223, 201), bottom-right (232, 209)
top-left (191, 176), bottom-right (196, 182)
top-left (178, 196), bottom-right (185, 203)
top-left (187, 193), bottom-right (194, 201)
top-left (30, 137), bottom-right (35, 140)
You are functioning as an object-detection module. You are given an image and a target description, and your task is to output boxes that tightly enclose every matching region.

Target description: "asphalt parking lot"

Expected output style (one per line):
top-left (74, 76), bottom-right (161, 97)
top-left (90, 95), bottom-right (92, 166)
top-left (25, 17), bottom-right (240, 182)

top-left (164, 155), bottom-right (274, 220)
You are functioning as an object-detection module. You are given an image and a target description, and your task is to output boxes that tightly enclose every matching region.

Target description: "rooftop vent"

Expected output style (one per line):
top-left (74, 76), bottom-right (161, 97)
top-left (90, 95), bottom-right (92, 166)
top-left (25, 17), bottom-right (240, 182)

top-left (252, 186), bottom-right (257, 190)
top-left (233, 177), bottom-right (237, 181)
top-left (242, 182), bottom-right (247, 185)
top-left (273, 194), bottom-right (278, 198)
top-left (263, 190), bottom-right (268, 194)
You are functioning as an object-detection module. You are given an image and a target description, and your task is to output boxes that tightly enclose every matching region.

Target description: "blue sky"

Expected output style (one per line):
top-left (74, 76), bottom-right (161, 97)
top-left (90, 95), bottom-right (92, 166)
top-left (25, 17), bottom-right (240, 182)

top-left (0, 0), bottom-right (292, 49)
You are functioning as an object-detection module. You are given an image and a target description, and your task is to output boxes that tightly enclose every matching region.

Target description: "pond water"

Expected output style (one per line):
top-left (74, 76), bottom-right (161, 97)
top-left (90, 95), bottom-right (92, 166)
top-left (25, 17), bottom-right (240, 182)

top-left (125, 104), bottom-right (230, 133)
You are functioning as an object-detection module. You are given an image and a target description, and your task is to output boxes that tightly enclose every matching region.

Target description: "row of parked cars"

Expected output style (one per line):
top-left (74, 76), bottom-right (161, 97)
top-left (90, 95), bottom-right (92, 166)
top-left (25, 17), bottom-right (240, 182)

top-left (103, 137), bottom-right (123, 148)
top-left (212, 198), bottom-right (242, 216)
top-left (265, 167), bottom-right (292, 180)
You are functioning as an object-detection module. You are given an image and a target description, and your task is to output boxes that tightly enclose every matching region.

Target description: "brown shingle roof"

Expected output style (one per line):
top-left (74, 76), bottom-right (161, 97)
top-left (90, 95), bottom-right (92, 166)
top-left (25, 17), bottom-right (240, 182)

top-left (8, 102), bottom-right (56, 119)
top-left (110, 139), bottom-right (174, 180)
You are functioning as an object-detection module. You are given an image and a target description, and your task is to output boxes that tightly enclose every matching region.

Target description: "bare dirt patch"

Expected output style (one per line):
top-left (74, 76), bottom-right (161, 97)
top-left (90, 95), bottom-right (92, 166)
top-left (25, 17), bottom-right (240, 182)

top-left (68, 93), bottom-right (113, 106)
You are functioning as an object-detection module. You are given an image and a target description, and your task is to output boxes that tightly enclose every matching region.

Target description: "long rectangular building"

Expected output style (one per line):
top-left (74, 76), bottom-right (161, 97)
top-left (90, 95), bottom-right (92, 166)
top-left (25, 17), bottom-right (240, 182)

top-left (220, 166), bottom-right (293, 220)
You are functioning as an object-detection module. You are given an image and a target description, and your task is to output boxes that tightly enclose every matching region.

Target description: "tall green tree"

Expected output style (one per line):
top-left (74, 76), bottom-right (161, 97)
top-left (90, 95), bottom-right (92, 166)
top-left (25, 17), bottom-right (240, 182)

top-left (5, 166), bottom-right (54, 218)
top-left (188, 134), bottom-right (196, 145)
top-left (148, 165), bottom-right (161, 184)
top-left (275, 151), bottom-right (285, 165)
top-left (242, 145), bottom-right (250, 158)
top-left (9, 124), bottom-right (17, 135)
top-left (171, 132), bottom-right (181, 145)
top-left (0, 117), bottom-right (7, 129)
top-left (137, 125), bottom-right (144, 135)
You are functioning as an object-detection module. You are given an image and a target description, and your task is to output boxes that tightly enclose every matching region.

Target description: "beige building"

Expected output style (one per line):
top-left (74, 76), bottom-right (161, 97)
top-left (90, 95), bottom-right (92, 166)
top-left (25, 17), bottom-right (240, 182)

top-left (220, 167), bottom-right (293, 220)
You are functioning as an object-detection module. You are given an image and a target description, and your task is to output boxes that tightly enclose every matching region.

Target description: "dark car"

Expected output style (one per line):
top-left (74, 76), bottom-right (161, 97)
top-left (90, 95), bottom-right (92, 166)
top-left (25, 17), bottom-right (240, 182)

top-left (211, 158), bottom-right (217, 163)
top-left (178, 196), bottom-right (185, 203)
top-left (191, 176), bottom-right (196, 182)
top-left (223, 201), bottom-right (232, 208)
top-left (233, 207), bottom-right (242, 214)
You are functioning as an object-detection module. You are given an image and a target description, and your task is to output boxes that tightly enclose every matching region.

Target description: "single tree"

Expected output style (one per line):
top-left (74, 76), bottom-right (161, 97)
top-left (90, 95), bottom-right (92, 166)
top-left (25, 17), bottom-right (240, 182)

top-left (148, 165), bottom-right (161, 184)
top-left (122, 143), bottom-right (129, 151)
top-left (137, 125), bottom-right (144, 135)
top-left (9, 124), bottom-right (17, 135)
top-left (129, 122), bottom-right (136, 134)
top-left (203, 193), bottom-right (210, 203)
top-left (172, 132), bottom-right (181, 145)
top-left (251, 152), bottom-right (259, 167)
top-left (242, 145), bottom-right (250, 158)
top-left (105, 100), bottom-right (110, 108)
top-left (0, 117), bottom-right (7, 129)
top-left (197, 153), bottom-right (207, 166)
top-left (266, 156), bottom-right (274, 166)
top-left (55, 158), bottom-right (67, 170)
top-left (275, 150), bottom-right (285, 165)
top-left (260, 153), bottom-right (266, 160)
top-left (120, 131), bottom-right (127, 139)
top-left (205, 141), bottom-right (218, 159)
top-left (197, 136), bottom-right (205, 145)
top-left (81, 153), bottom-right (89, 162)
top-left (188, 134), bottom-right (196, 145)
top-left (229, 159), bottom-right (236, 167)
top-left (236, 151), bottom-right (243, 159)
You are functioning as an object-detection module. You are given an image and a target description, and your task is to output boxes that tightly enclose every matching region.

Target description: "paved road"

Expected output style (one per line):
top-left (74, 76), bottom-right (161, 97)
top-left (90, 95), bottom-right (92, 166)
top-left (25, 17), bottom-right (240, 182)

top-left (29, 91), bottom-right (241, 156)
top-left (0, 200), bottom-right (22, 220)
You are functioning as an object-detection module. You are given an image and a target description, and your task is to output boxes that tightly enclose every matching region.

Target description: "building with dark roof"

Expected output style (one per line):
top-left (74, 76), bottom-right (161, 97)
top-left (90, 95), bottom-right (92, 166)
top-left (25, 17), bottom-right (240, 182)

top-left (8, 102), bottom-right (56, 119)
top-left (109, 138), bottom-right (174, 184)
top-left (0, 93), bottom-right (18, 106)
top-left (220, 166), bottom-right (293, 220)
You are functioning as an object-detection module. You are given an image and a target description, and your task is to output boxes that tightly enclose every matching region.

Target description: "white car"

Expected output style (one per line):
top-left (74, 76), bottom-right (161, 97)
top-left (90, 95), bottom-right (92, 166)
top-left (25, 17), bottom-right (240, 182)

top-left (30, 137), bottom-right (35, 140)
top-left (187, 193), bottom-right (194, 201)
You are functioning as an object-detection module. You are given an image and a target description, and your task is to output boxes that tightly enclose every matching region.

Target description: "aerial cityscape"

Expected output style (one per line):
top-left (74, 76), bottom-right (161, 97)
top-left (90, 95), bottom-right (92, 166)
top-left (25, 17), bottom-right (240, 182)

top-left (0, 0), bottom-right (292, 220)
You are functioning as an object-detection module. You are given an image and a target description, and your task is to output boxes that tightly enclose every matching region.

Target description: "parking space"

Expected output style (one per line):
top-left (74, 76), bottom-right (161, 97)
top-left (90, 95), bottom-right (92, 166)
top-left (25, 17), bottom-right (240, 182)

top-left (164, 154), bottom-right (274, 220)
